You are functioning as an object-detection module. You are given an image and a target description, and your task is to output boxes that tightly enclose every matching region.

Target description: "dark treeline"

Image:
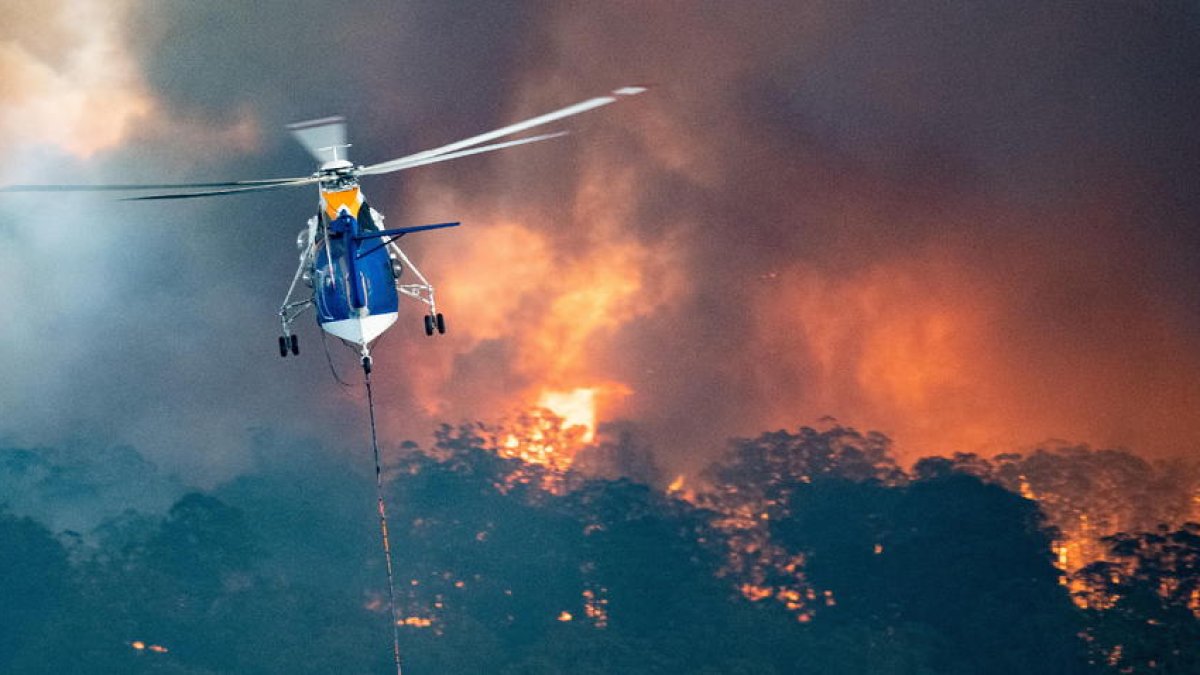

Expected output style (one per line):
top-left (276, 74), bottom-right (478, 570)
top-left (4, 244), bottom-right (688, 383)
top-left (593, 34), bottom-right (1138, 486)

top-left (0, 425), bottom-right (1197, 673)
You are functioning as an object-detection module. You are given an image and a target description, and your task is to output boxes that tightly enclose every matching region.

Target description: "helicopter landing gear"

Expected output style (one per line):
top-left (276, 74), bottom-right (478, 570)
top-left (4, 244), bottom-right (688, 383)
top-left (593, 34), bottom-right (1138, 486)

top-left (390, 235), bottom-right (447, 338)
top-left (278, 334), bottom-right (300, 357)
top-left (278, 235), bottom-right (316, 361)
top-left (424, 313), bottom-right (445, 337)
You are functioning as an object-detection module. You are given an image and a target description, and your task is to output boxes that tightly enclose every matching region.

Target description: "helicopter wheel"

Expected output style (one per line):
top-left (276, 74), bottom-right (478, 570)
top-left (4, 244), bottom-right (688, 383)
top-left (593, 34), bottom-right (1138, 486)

top-left (278, 336), bottom-right (288, 358)
top-left (289, 334), bottom-right (299, 355)
top-left (424, 314), bottom-right (434, 337)
top-left (435, 313), bottom-right (446, 335)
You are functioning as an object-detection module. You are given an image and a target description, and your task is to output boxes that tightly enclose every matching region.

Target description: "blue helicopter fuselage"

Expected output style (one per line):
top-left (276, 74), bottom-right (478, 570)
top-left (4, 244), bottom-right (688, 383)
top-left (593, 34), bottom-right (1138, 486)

top-left (312, 203), bottom-right (401, 345)
top-left (301, 182), bottom-right (458, 346)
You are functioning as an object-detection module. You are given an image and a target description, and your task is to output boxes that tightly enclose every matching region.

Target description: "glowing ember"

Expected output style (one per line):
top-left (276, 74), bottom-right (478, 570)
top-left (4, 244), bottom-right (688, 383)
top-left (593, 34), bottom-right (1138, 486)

top-left (739, 584), bottom-right (773, 602)
top-left (557, 611), bottom-right (573, 622)
top-left (129, 641), bottom-right (168, 653)
top-left (778, 588), bottom-right (804, 611)
top-left (582, 587), bottom-right (609, 629)
top-left (400, 617), bottom-right (434, 628)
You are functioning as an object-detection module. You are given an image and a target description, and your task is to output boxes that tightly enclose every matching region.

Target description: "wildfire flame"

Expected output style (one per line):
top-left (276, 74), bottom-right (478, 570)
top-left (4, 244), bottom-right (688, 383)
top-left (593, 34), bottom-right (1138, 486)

top-left (483, 385), bottom-right (628, 479)
top-left (537, 388), bottom-right (598, 443)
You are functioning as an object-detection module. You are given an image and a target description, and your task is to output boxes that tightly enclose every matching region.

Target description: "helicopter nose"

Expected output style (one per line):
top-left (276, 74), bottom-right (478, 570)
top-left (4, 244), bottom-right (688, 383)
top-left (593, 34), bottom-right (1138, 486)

top-left (321, 312), bottom-right (398, 345)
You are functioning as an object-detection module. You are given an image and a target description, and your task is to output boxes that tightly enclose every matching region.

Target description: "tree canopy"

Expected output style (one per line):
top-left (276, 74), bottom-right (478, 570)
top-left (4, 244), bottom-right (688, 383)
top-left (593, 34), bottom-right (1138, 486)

top-left (0, 427), bottom-right (1194, 673)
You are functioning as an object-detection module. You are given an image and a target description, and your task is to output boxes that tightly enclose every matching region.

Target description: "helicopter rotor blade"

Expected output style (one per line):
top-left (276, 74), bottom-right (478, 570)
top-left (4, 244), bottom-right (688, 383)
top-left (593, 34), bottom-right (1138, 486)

top-left (358, 85), bottom-right (647, 176)
top-left (3, 87), bottom-right (648, 200)
top-left (357, 131), bottom-right (568, 177)
top-left (118, 177), bottom-right (321, 201)
top-left (0, 176), bottom-right (315, 194)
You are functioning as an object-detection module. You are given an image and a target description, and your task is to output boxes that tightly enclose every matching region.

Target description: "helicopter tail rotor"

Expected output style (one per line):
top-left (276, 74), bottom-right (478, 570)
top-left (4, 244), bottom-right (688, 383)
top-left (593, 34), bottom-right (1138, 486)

top-left (287, 116), bottom-right (350, 164)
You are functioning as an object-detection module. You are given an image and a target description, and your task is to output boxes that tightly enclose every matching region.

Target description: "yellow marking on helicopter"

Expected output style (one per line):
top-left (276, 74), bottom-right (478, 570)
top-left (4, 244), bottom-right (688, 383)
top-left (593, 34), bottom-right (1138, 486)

top-left (321, 186), bottom-right (362, 218)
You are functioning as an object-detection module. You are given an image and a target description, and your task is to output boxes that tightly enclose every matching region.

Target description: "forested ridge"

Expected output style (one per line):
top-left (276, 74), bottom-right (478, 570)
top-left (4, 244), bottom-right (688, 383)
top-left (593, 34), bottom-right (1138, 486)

top-left (1, 423), bottom-right (1196, 673)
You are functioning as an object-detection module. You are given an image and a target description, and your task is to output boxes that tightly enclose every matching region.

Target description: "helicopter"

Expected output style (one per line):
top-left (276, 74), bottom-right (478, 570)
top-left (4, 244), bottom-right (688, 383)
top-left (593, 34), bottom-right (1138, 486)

top-left (2, 86), bottom-right (647, 370)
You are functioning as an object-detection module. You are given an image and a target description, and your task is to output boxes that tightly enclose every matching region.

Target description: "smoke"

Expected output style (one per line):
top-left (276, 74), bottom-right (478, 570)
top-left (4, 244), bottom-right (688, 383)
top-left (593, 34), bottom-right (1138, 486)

top-left (394, 1), bottom-right (1200, 471)
top-left (1, 2), bottom-right (1197, 486)
top-left (0, 1), bottom-right (151, 158)
top-left (0, 441), bottom-right (185, 533)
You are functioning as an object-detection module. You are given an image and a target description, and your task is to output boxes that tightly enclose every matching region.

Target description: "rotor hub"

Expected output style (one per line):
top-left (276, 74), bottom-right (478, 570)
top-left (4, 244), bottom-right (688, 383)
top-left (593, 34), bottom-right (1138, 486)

top-left (319, 159), bottom-right (354, 173)
top-left (317, 160), bottom-right (359, 190)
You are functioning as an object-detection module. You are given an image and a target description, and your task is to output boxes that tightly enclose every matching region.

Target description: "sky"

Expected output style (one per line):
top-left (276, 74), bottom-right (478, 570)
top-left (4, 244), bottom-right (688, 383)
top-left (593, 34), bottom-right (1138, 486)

top-left (1, 1), bottom-right (1197, 487)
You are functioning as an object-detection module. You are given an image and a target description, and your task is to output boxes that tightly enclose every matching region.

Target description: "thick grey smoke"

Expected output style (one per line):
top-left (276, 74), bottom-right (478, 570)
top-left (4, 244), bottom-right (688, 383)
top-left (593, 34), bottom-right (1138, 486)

top-left (1, 2), bottom-right (1197, 490)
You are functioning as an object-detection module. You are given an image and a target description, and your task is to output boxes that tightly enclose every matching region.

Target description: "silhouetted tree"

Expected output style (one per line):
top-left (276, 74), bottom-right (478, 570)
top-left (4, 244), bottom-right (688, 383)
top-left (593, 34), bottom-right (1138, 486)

top-left (699, 426), bottom-right (907, 638)
top-left (389, 436), bottom-right (584, 658)
top-left (989, 447), bottom-right (1200, 573)
top-left (772, 476), bottom-right (899, 621)
top-left (703, 426), bottom-right (903, 520)
top-left (772, 471), bottom-right (1086, 674)
top-left (1074, 523), bottom-right (1200, 673)
top-left (388, 428), bottom-right (793, 672)
top-left (214, 436), bottom-right (379, 589)
top-left (571, 421), bottom-right (664, 487)
top-left (0, 510), bottom-right (72, 672)
top-left (9, 426), bottom-right (1176, 674)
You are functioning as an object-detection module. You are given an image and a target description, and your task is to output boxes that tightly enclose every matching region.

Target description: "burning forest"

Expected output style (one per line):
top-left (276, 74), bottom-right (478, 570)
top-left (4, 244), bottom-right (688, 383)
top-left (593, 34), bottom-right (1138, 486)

top-left (3, 2), bottom-right (1199, 673)
top-left (1, 416), bottom-right (1198, 673)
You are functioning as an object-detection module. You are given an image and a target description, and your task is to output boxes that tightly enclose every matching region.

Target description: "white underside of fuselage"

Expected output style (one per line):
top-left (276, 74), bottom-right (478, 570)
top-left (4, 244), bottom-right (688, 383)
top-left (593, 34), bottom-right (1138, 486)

top-left (321, 312), bottom-right (398, 345)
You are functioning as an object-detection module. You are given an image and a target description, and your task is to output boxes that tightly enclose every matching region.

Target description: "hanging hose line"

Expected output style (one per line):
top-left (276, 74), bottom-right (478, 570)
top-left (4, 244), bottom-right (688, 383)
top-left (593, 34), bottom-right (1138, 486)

top-left (319, 328), bottom-right (354, 388)
top-left (364, 363), bottom-right (403, 675)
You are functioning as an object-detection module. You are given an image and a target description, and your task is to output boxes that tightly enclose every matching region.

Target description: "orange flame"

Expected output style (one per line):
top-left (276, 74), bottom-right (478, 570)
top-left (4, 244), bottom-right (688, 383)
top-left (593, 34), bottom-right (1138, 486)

top-left (537, 388), bottom-right (598, 442)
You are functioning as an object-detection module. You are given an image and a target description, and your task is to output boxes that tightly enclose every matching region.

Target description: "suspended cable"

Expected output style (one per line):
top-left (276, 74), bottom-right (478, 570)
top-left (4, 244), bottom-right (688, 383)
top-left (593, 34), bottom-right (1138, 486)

top-left (364, 365), bottom-right (403, 675)
top-left (319, 328), bottom-right (354, 388)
